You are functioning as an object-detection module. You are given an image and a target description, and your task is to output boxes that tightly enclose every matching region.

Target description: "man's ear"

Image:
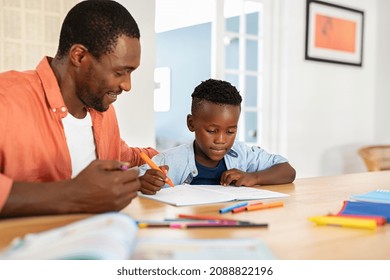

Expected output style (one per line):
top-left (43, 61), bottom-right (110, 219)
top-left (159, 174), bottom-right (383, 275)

top-left (69, 44), bottom-right (89, 67)
top-left (187, 114), bottom-right (195, 132)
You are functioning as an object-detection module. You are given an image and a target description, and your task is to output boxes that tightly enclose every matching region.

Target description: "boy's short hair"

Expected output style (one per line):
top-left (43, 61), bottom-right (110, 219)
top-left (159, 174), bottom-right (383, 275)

top-left (191, 79), bottom-right (242, 114)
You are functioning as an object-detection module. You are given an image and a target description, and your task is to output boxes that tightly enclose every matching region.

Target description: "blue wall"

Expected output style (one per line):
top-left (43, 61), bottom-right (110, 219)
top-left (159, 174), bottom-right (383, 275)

top-left (155, 23), bottom-right (211, 150)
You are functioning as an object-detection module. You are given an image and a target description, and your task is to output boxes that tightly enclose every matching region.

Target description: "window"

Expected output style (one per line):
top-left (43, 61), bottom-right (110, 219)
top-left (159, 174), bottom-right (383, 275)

top-left (213, 0), bottom-right (270, 147)
top-left (155, 0), bottom-right (276, 150)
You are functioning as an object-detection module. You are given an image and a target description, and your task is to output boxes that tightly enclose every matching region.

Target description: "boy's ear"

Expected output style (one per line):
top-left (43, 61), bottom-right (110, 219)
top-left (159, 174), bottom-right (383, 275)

top-left (187, 114), bottom-right (195, 132)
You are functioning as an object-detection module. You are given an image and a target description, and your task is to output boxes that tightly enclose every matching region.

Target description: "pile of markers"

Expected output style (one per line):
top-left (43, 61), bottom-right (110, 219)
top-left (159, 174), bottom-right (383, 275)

top-left (136, 201), bottom-right (286, 229)
top-left (136, 213), bottom-right (268, 229)
top-left (219, 201), bottom-right (284, 214)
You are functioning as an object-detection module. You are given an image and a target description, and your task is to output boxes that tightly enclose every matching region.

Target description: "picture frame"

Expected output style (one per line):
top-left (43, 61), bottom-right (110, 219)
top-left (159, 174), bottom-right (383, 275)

top-left (305, 0), bottom-right (364, 67)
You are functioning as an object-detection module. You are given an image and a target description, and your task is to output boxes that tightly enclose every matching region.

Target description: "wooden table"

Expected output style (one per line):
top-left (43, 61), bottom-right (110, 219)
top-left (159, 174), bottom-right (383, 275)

top-left (1, 171), bottom-right (390, 259)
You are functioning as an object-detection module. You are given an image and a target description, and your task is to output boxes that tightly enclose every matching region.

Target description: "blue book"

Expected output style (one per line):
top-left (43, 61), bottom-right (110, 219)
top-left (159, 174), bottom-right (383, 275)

top-left (350, 189), bottom-right (390, 204)
top-left (339, 200), bottom-right (390, 222)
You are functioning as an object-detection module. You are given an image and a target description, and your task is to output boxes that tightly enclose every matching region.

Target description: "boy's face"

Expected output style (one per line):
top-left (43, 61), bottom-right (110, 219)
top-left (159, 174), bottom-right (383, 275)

top-left (187, 100), bottom-right (241, 167)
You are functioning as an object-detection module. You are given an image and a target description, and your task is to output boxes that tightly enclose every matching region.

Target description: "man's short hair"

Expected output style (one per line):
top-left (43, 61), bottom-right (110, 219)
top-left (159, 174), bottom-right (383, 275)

top-left (56, 0), bottom-right (140, 59)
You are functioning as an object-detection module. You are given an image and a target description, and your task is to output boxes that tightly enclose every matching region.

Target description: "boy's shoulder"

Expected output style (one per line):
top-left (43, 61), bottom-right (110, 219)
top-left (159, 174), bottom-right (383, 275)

top-left (228, 141), bottom-right (273, 159)
top-left (163, 142), bottom-right (192, 154)
top-left (154, 143), bottom-right (193, 161)
top-left (230, 141), bottom-right (262, 152)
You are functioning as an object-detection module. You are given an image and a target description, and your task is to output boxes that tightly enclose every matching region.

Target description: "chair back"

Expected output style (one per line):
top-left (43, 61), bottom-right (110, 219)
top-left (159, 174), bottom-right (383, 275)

top-left (358, 145), bottom-right (390, 171)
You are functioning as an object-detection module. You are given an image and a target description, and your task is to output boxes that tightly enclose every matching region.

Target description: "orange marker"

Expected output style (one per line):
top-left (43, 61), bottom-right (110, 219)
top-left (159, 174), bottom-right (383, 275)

top-left (139, 152), bottom-right (174, 187)
top-left (232, 202), bottom-right (263, 213)
top-left (246, 201), bottom-right (284, 211)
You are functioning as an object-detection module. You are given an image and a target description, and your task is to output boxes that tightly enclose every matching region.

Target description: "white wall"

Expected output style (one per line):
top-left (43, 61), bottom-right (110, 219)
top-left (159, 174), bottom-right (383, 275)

top-left (375, 0), bottom-right (390, 144)
top-left (114, 0), bottom-right (390, 178)
top-left (114, 0), bottom-right (156, 148)
top-left (276, 0), bottom-right (378, 178)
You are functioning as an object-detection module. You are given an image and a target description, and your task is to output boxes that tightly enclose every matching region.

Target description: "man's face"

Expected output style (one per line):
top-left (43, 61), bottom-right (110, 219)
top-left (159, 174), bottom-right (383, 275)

top-left (76, 36), bottom-right (141, 112)
top-left (187, 101), bottom-right (241, 167)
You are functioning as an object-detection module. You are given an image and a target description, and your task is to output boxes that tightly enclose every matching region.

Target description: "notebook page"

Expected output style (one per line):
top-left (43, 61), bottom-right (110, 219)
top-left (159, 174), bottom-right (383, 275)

top-left (139, 184), bottom-right (289, 206)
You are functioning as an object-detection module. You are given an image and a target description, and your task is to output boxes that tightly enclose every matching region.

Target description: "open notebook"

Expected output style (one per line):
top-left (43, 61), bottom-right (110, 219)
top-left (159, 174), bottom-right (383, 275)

top-left (139, 184), bottom-right (289, 206)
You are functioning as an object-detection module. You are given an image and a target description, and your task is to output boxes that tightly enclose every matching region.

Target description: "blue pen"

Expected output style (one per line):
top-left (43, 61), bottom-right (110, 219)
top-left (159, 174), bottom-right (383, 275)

top-left (219, 202), bottom-right (248, 214)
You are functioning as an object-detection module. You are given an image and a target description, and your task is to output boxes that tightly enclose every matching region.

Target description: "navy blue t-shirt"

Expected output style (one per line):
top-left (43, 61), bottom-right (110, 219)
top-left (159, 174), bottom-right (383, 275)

top-left (191, 159), bottom-right (228, 185)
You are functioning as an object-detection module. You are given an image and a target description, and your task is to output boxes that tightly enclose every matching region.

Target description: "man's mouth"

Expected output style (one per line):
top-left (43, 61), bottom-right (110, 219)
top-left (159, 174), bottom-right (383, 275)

top-left (107, 92), bottom-right (120, 101)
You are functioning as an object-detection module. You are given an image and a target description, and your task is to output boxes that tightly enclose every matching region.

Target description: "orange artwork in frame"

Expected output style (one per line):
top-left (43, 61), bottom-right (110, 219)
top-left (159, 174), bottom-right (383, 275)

top-left (305, 0), bottom-right (364, 66)
top-left (314, 14), bottom-right (356, 53)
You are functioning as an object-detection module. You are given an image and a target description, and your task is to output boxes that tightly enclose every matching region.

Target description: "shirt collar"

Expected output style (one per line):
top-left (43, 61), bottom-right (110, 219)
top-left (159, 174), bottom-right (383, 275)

top-left (36, 56), bottom-right (68, 117)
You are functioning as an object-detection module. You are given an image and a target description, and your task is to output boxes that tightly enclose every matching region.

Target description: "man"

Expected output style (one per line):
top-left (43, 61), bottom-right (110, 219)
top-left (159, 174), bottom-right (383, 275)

top-left (0, 0), bottom-right (157, 217)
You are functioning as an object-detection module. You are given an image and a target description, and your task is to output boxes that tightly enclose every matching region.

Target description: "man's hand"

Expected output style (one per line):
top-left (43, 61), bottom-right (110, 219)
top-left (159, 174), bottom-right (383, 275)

top-left (1, 160), bottom-right (141, 217)
top-left (68, 160), bottom-right (140, 212)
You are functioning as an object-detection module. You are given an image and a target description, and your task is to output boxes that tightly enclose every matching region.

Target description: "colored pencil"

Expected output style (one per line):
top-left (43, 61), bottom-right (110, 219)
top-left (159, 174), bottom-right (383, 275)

top-left (139, 151), bottom-right (174, 187)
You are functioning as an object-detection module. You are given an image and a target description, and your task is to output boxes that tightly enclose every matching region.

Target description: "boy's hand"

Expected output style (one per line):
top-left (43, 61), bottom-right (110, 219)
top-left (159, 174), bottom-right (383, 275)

top-left (220, 168), bottom-right (256, 187)
top-left (139, 165), bottom-right (169, 195)
top-left (221, 163), bottom-right (296, 187)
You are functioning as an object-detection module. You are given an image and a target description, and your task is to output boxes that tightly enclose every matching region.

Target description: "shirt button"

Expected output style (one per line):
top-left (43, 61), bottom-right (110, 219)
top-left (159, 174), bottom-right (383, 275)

top-left (61, 107), bottom-right (67, 112)
top-left (52, 108), bottom-right (57, 112)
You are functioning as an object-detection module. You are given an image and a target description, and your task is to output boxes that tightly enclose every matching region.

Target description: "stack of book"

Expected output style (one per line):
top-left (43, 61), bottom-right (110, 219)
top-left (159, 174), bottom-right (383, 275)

top-left (308, 189), bottom-right (390, 230)
top-left (338, 189), bottom-right (390, 220)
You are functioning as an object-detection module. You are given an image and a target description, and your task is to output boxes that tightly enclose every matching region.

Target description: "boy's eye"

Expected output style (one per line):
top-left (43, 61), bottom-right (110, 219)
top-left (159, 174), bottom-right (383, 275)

top-left (206, 129), bottom-right (216, 134)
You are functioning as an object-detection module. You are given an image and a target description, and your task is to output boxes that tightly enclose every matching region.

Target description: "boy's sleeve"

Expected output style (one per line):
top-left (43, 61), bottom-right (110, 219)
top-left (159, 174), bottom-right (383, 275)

top-left (246, 145), bottom-right (288, 172)
top-left (138, 153), bottom-right (167, 176)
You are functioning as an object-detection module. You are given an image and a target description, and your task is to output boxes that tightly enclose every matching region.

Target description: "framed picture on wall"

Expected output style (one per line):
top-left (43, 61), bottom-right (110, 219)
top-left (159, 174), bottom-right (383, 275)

top-left (305, 0), bottom-right (364, 67)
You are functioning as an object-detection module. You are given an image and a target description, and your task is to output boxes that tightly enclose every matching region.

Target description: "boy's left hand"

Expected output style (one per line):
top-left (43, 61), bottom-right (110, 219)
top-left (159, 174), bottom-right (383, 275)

top-left (220, 168), bottom-right (256, 187)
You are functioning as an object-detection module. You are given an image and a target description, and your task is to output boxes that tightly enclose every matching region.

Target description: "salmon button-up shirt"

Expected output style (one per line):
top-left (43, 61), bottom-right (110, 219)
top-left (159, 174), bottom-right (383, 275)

top-left (0, 57), bottom-right (157, 211)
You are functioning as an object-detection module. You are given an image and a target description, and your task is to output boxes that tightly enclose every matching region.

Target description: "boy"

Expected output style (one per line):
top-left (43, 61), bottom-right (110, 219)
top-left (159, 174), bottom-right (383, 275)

top-left (140, 79), bottom-right (295, 195)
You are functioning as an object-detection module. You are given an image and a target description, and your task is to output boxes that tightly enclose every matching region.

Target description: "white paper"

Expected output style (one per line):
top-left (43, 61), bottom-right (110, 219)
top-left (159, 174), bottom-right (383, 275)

top-left (139, 184), bottom-right (289, 206)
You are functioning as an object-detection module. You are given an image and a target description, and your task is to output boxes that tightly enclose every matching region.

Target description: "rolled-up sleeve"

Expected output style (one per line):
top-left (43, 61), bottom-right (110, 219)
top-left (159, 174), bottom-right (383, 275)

top-left (0, 175), bottom-right (13, 211)
top-left (120, 140), bottom-right (158, 167)
top-left (0, 85), bottom-right (12, 211)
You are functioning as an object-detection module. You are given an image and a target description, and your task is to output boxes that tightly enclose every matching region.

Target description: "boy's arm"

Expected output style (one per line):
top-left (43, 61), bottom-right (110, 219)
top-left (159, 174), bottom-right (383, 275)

top-left (251, 162), bottom-right (296, 185)
top-left (221, 162), bottom-right (296, 186)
